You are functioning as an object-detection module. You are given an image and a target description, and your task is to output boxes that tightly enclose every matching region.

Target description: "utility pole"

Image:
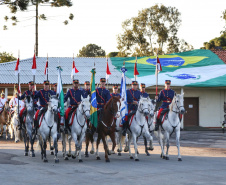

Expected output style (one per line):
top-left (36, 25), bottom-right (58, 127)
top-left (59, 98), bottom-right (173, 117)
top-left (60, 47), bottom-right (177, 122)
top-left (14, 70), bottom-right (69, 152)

top-left (35, 1), bottom-right (38, 56)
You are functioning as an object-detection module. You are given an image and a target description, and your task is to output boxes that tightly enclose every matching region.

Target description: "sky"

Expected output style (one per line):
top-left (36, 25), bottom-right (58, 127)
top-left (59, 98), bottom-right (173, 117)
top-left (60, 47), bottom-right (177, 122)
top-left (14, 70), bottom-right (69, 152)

top-left (0, 0), bottom-right (226, 59)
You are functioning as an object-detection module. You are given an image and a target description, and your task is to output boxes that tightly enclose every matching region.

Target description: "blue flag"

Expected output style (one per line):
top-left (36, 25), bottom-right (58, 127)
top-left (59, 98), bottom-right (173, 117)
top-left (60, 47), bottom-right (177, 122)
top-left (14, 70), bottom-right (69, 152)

top-left (120, 66), bottom-right (128, 124)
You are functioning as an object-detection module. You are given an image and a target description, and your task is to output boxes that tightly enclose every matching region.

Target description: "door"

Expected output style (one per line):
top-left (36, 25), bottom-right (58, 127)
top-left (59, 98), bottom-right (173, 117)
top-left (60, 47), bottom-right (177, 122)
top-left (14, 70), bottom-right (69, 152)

top-left (184, 97), bottom-right (199, 127)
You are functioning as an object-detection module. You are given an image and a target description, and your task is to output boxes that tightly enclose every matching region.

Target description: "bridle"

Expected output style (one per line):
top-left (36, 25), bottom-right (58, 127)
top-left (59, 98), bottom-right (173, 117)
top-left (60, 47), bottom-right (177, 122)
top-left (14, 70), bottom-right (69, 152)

top-left (172, 96), bottom-right (184, 114)
top-left (78, 101), bottom-right (90, 119)
top-left (138, 100), bottom-right (149, 114)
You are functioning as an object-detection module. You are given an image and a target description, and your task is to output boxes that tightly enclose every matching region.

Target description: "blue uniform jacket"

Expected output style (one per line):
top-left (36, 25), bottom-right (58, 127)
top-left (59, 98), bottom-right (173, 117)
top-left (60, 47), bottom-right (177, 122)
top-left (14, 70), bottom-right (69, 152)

top-left (96, 87), bottom-right (111, 109)
top-left (82, 89), bottom-right (91, 98)
top-left (110, 93), bottom-right (121, 98)
top-left (140, 91), bottom-right (149, 98)
top-left (126, 88), bottom-right (141, 111)
top-left (19, 90), bottom-right (38, 107)
top-left (64, 88), bottom-right (84, 107)
top-left (157, 89), bottom-right (175, 109)
top-left (34, 89), bottom-right (55, 108)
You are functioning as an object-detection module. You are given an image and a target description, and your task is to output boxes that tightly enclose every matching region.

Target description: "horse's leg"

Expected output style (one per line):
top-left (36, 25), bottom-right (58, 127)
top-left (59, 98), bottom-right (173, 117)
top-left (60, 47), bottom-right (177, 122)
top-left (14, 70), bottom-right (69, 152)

top-left (0, 123), bottom-right (3, 137)
top-left (43, 138), bottom-right (48, 162)
top-left (68, 135), bottom-right (72, 157)
top-left (176, 129), bottom-right (182, 161)
top-left (101, 134), bottom-right (110, 162)
top-left (124, 134), bottom-right (129, 152)
top-left (49, 137), bottom-right (54, 155)
top-left (133, 133), bottom-right (139, 161)
top-left (96, 133), bottom-right (101, 160)
top-left (24, 131), bottom-right (28, 156)
top-left (128, 134), bottom-right (133, 159)
top-left (54, 137), bottom-right (59, 163)
top-left (117, 132), bottom-right (122, 154)
top-left (30, 133), bottom-right (35, 157)
top-left (109, 132), bottom-right (116, 155)
top-left (148, 132), bottom-right (154, 151)
top-left (85, 132), bottom-right (89, 157)
top-left (5, 124), bottom-right (8, 140)
top-left (165, 132), bottom-right (170, 160)
top-left (143, 136), bottom-right (150, 156)
top-left (90, 133), bottom-right (95, 154)
top-left (71, 132), bottom-right (78, 159)
top-left (78, 132), bottom-right (85, 162)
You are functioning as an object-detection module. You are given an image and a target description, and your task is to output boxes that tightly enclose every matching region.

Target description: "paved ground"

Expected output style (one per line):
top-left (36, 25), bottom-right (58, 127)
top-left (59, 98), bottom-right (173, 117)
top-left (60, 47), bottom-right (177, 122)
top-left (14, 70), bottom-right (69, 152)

top-left (0, 130), bottom-right (226, 185)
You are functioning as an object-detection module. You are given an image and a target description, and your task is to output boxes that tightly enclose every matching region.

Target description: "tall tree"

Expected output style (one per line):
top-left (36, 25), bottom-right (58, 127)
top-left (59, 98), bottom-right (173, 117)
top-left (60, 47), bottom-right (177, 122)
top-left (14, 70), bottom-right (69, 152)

top-left (1, 0), bottom-right (74, 56)
top-left (0, 51), bottom-right (16, 63)
top-left (78, 44), bottom-right (106, 57)
top-left (200, 33), bottom-right (226, 50)
top-left (221, 9), bottom-right (226, 34)
top-left (117, 4), bottom-right (182, 56)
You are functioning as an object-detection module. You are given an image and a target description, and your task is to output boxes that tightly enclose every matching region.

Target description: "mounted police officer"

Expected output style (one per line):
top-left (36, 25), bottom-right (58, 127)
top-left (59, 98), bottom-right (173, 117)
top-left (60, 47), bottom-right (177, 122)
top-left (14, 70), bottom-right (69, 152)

top-left (18, 81), bottom-right (38, 130)
top-left (155, 80), bottom-right (175, 131)
top-left (122, 81), bottom-right (141, 136)
top-left (140, 83), bottom-right (149, 98)
top-left (0, 91), bottom-right (7, 114)
top-left (110, 84), bottom-right (121, 98)
top-left (64, 79), bottom-right (84, 133)
top-left (82, 81), bottom-right (91, 98)
top-left (34, 80), bottom-right (55, 132)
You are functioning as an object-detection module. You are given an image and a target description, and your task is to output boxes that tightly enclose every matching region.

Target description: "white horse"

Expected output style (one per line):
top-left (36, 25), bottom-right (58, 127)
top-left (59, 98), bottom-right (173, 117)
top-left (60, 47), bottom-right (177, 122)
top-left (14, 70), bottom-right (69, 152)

top-left (37, 94), bottom-right (59, 163)
top-left (62, 95), bottom-right (90, 162)
top-left (22, 95), bottom-right (36, 157)
top-left (9, 105), bottom-right (21, 143)
top-left (154, 93), bottom-right (185, 161)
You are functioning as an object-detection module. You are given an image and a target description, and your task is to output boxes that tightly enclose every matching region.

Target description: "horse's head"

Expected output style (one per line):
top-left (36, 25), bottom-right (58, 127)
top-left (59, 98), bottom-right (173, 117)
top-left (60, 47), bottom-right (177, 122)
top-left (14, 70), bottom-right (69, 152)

top-left (48, 94), bottom-right (59, 114)
top-left (80, 95), bottom-right (91, 119)
top-left (104, 96), bottom-right (121, 117)
top-left (171, 93), bottom-right (185, 114)
top-left (138, 96), bottom-right (149, 116)
top-left (113, 96), bottom-right (121, 117)
top-left (4, 101), bottom-right (10, 112)
top-left (148, 97), bottom-right (156, 118)
top-left (25, 95), bottom-right (33, 112)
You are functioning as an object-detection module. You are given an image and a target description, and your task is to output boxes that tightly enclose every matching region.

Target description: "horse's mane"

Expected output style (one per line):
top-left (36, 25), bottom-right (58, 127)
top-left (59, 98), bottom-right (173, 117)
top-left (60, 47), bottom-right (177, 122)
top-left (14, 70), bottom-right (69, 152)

top-left (26, 95), bottom-right (31, 103)
top-left (104, 97), bottom-right (113, 110)
top-left (169, 96), bottom-right (176, 111)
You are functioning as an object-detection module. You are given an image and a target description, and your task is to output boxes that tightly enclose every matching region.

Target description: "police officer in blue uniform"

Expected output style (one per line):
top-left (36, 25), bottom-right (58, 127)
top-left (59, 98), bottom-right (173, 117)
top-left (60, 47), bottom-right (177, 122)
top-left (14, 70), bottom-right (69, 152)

top-left (34, 80), bottom-right (55, 131)
top-left (82, 81), bottom-right (91, 98)
top-left (96, 78), bottom-right (111, 110)
top-left (110, 84), bottom-right (121, 98)
top-left (154, 80), bottom-right (175, 131)
top-left (122, 81), bottom-right (141, 136)
top-left (140, 83), bottom-right (149, 98)
top-left (18, 81), bottom-right (38, 130)
top-left (52, 83), bottom-right (57, 95)
top-left (64, 79), bottom-right (84, 133)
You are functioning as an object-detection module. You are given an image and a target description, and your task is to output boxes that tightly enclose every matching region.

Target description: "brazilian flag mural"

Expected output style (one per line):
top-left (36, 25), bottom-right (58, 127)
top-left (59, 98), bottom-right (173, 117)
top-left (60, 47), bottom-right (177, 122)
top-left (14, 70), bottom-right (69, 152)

top-left (90, 68), bottom-right (98, 127)
top-left (110, 49), bottom-right (226, 87)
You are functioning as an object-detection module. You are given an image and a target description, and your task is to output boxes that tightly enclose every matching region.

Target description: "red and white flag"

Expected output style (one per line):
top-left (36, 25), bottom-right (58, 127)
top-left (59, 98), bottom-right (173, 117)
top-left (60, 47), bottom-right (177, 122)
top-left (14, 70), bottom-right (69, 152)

top-left (44, 61), bottom-right (48, 76)
top-left (155, 56), bottom-right (162, 76)
top-left (134, 57), bottom-right (139, 78)
top-left (71, 60), bottom-right (79, 80)
top-left (32, 53), bottom-right (37, 75)
top-left (18, 83), bottom-right (21, 96)
top-left (106, 58), bottom-right (111, 80)
top-left (15, 58), bottom-right (20, 76)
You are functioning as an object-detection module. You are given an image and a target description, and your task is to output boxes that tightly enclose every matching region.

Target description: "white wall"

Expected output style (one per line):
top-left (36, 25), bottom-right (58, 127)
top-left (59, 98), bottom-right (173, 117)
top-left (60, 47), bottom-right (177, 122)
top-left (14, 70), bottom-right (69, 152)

top-left (184, 88), bottom-right (225, 127)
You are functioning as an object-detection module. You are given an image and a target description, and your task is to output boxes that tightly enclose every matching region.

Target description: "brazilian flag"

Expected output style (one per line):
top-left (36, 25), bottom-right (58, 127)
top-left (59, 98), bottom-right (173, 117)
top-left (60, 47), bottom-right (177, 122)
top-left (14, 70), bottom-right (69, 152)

top-left (90, 68), bottom-right (98, 127)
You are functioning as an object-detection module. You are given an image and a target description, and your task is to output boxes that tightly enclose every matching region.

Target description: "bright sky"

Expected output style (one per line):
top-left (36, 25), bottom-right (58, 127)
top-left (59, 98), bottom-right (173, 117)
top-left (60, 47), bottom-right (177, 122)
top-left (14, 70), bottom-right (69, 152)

top-left (0, 0), bottom-right (225, 59)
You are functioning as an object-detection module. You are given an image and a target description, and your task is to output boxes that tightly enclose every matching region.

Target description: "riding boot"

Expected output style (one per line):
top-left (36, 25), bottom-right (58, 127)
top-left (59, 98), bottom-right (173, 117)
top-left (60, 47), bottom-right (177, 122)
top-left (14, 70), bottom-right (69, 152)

top-left (18, 117), bottom-right (23, 130)
top-left (57, 117), bottom-right (61, 140)
top-left (155, 119), bottom-right (161, 131)
top-left (122, 121), bottom-right (128, 136)
top-left (64, 118), bottom-right (69, 134)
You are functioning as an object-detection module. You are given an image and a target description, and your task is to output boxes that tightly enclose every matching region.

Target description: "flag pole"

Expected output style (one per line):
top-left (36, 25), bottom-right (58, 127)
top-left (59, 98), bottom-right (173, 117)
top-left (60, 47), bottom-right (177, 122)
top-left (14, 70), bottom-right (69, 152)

top-left (18, 50), bottom-right (20, 127)
top-left (156, 49), bottom-right (158, 96)
top-left (47, 53), bottom-right (48, 81)
top-left (73, 53), bottom-right (74, 83)
top-left (33, 46), bottom-right (36, 86)
top-left (106, 57), bottom-right (109, 90)
top-left (135, 56), bottom-right (137, 81)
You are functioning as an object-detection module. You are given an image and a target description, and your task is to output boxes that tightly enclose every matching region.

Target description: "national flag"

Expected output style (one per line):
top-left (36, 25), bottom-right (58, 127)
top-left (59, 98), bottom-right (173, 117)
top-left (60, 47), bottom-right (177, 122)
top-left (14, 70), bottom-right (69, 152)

top-left (106, 58), bottom-right (111, 80)
top-left (57, 66), bottom-right (64, 117)
top-left (155, 56), bottom-right (162, 76)
top-left (71, 60), bottom-right (79, 80)
top-left (15, 58), bottom-right (20, 75)
top-left (32, 53), bottom-right (37, 75)
top-left (120, 66), bottom-right (128, 124)
top-left (90, 68), bottom-right (98, 127)
top-left (134, 56), bottom-right (139, 78)
top-left (44, 61), bottom-right (48, 77)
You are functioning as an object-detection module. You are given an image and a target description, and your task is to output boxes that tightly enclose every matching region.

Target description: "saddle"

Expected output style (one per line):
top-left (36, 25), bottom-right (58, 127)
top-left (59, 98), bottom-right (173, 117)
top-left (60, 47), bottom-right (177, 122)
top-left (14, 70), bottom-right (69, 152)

top-left (37, 107), bottom-right (48, 127)
top-left (68, 107), bottom-right (77, 126)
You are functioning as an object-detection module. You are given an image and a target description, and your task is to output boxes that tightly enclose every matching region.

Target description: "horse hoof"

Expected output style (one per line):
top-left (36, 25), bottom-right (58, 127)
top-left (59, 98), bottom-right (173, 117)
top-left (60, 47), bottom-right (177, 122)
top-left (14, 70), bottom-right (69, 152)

top-left (135, 158), bottom-right (139, 161)
top-left (124, 147), bottom-right (129, 152)
top-left (178, 158), bottom-right (182, 161)
top-left (79, 159), bottom-right (83, 163)
top-left (15, 140), bottom-right (19, 143)
top-left (96, 156), bottom-right (101, 160)
top-left (64, 157), bottom-right (69, 160)
top-left (67, 154), bottom-right (71, 157)
top-left (50, 151), bottom-right (54, 155)
top-left (24, 152), bottom-right (28, 156)
top-left (130, 156), bottom-right (134, 160)
top-left (146, 153), bottom-right (150, 156)
top-left (31, 153), bottom-right (35, 157)
top-left (50, 146), bottom-right (54, 150)
top-left (105, 159), bottom-right (110, 162)
top-left (43, 159), bottom-right (48, 163)
top-left (137, 151), bottom-right (139, 154)
top-left (118, 152), bottom-right (121, 156)
top-left (72, 155), bottom-right (76, 159)
top-left (150, 148), bottom-right (154, 151)
top-left (90, 150), bottom-right (94, 154)
top-left (85, 154), bottom-right (89, 158)
top-left (165, 157), bottom-right (169, 160)
top-left (55, 159), bottom-right (59, 163)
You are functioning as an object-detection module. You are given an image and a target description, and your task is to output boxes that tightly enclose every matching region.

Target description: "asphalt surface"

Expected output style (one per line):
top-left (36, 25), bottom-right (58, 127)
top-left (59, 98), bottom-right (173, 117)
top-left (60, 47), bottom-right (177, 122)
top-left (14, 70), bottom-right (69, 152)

top-left (0, 130), bottom-right (226, 185)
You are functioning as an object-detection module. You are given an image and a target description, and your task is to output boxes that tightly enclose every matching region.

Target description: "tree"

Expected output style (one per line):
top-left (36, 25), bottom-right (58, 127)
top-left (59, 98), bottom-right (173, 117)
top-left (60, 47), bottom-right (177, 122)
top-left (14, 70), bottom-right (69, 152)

top-left (221, 9), bottom-right (226, 34)
top-left (1, 0), bottom-right (74, 56)
top-left (77, 44), bottom-right (106, 57)
top-left (0, 51), bottom-right (16, 63)
top-left (116, 4), bottom-right (182, 56)
top-left (200, 33), bottom-right (226, 50)
top-left (108, 52), bottom-right (119, 57)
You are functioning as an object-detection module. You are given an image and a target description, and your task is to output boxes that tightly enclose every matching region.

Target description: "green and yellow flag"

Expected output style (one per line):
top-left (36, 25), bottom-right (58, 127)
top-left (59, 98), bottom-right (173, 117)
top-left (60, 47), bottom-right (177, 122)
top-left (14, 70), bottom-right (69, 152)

top-left (90, 68), bottom-right (98, 127)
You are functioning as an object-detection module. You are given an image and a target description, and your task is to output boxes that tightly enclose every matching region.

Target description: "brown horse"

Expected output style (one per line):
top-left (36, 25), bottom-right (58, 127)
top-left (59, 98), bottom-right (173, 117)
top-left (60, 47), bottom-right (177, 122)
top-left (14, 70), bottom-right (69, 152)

top-left (96, 96), bottom-right (120, 162)
top-left (0, 101), bottom-right (10, 139)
